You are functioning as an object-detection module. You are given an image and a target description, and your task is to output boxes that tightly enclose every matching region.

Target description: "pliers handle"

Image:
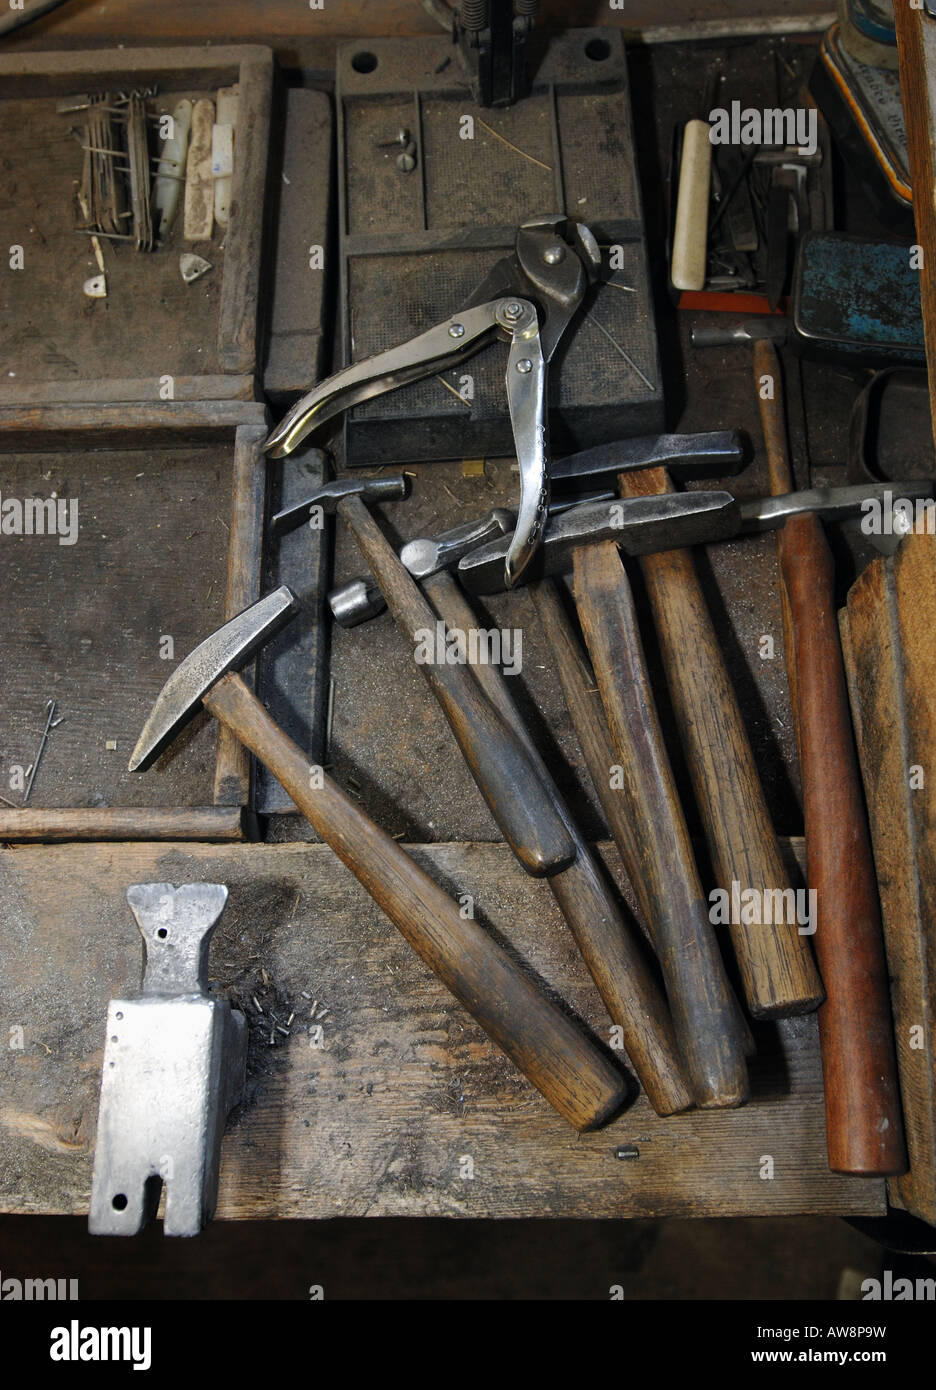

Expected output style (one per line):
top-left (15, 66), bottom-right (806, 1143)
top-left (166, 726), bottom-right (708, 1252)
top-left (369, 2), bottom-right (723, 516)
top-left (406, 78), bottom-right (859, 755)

top-left (263, 217), bottom-right (599, 588)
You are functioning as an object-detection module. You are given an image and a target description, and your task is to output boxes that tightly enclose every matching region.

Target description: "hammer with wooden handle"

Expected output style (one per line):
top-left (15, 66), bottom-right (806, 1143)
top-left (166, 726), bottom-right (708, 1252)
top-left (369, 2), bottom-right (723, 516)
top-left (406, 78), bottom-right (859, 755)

top-left (752, 336), bottom-right (907, 1175)
top-left (571, 539), bottom-right (751, 1109)
top-left (617, 465), bottom-right (823, 1020)
top-left (420, 569), bottom-right (692, 1116)
top-left (128, 588), bottom-right (629, 1133)
top-left (335, 494), bottom-right (692, 1116)
top-left (451, 493), bottom-right (751, 1105)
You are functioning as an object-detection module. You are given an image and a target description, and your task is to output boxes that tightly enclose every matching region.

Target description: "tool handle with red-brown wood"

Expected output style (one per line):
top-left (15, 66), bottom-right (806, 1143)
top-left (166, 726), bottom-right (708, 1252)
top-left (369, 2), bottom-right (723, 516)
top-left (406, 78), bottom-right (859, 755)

top-left (755, 337), bottom-right (907, 1174)
top-left (774, 514), bottom-right (907, 1174)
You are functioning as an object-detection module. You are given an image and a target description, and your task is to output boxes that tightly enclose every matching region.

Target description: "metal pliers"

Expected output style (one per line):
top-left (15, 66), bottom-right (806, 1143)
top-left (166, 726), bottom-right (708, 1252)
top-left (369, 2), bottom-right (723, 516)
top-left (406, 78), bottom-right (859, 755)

top-left (263, 215), bottom-right (601, 588)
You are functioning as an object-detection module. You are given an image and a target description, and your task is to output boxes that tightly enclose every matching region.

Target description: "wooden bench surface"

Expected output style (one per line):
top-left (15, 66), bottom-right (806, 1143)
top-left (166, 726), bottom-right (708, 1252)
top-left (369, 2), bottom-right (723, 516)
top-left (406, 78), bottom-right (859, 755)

top-left (0, 839), bottom-right (884, 1220)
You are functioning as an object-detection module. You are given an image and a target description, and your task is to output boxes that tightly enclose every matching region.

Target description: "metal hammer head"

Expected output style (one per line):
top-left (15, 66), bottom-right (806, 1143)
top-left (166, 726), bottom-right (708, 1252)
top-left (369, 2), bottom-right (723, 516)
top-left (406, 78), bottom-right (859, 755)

top-left (270, 475), bottom-right (409, 538)
top-left (128, 586), bottom-right (300, 772)
top-left (328, 507), bottom-right (516, 628)
top-left (690, 319), bottom-right (789, 350)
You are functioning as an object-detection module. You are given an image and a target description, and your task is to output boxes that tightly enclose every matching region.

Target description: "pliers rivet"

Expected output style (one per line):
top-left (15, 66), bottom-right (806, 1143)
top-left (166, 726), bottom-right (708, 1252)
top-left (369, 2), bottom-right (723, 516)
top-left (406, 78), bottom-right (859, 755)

top-left (448, 322), bottom-right (465, 338)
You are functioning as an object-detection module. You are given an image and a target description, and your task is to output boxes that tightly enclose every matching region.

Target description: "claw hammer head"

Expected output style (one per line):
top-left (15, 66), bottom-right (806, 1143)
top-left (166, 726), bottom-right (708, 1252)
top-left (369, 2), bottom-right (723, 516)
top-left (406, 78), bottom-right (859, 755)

top-left (128, 587), bottom-right (300, 772)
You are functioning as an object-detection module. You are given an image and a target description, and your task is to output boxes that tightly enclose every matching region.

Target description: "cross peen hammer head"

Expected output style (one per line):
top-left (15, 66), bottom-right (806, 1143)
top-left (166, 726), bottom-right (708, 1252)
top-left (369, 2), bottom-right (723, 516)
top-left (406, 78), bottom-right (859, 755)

top-left (128, 586), bottom-right (300, 772)
top-left (270, 475), bottom-right (409, 538)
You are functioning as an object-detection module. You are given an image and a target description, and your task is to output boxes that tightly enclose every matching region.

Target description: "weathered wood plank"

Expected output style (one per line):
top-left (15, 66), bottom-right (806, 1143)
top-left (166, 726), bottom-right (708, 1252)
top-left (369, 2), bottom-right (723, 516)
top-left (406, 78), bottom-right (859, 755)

top-left (213, 422), bottom-right (268, 806)
top-left (263, 88), bottom-right (332, 400)
top-left (0, 377), bottom-right (256, 406)
top-left (896, 6), bottom-right (936, 454)
top-left (842, 533), bottom-right (936, 1225)
top-left (0, 807), bottom-right (244, 841)
top-left (0, 400), bottom-right (267, 451)
top-left (0, 839), bottom-right (884, 1220)
top-left (0, 3), bottom-right (836, 54)
top-left (217, 50), bottom-right (273, 374)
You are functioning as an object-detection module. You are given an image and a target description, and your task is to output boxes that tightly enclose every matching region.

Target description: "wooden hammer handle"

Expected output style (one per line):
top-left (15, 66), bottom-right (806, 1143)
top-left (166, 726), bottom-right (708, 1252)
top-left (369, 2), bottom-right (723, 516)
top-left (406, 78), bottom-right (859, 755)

top-left (425, 570), bottom-right (693, 1116)
top-left (776, 515), bottom-right (907, 1173)
top-left (755, 339), bottom-right (907, 1174)
top-left (572, 542), bottom-right (750, 1108)
top-left (204, 672), bottom-right (629, 1132)
top-left (339, 494), bottom-right (575, 879)
top-left (531, 580), bottom-right (650, 930)
top-left (618, 467), bottom-right (823, 1019)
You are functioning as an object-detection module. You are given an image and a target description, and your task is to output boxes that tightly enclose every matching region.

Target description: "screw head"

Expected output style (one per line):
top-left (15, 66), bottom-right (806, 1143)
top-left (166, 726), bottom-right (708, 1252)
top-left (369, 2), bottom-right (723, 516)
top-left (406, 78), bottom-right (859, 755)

top-left (516, 358), bottom-right (533, 374)
top-left (396, 151), bottom-right (416, 172)
top-left (503, 300), bottom-right (523, 320)
top-left (542, 244), bottom-right (566, 265)
top-left (449, 323), bottom-right (465, 338)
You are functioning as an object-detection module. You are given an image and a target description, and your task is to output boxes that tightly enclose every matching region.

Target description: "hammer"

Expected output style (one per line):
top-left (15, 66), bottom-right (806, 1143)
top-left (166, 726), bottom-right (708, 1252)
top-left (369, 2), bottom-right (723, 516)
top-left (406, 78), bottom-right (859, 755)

top-left (316, 431), bottom-right (748, 629)
top-left (297, 477), bottom-right (693, 1116)
top-left (128, 588), bottom-right (629, 1133)
top-left (328, 441), bottom-right (823, 1020)
top-left (316, 440), bottom-right (760, 1108)
top-left (695, 319), bottom-right (908, 1175)
top-left (457, 478), bottom-right (758, 1105)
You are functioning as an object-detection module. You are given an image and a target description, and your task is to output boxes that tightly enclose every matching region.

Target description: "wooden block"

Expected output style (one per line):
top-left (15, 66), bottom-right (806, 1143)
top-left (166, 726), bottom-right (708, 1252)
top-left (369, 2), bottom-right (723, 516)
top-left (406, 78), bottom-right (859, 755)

top-left (213, 422), bottom-right (268, 807)
top-left (0, 839), bottom-right (884, 1220)
top-left (262, 88), bottom-right (332, 400)
top-left (896, 8), bottom-right (936, 449)
top-left (842, 532), bottom-right (936, 1224)
top-left (0, 807), bottom-right (244, 841)
top-left (184, 97), bottom-right (215, 241)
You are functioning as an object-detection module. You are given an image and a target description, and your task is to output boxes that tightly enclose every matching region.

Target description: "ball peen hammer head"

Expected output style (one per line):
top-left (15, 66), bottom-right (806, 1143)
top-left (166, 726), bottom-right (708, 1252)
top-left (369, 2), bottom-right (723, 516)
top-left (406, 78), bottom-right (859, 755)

top-left (128, 586), bottom-right (300, 773)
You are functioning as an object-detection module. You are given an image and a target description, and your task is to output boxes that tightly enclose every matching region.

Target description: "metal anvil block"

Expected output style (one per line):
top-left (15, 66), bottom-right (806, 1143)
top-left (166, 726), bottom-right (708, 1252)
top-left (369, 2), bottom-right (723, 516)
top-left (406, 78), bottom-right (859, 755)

top-left (89, 882), bottom-right (246, 1237)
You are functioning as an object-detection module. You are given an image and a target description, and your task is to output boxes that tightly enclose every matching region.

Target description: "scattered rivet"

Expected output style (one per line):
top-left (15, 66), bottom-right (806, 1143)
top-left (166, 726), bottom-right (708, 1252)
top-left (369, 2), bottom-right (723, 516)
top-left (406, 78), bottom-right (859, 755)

top-left (615, 1144), bottom-right (640, 1160)
top-left (105, 739), bottom-right (117, 751)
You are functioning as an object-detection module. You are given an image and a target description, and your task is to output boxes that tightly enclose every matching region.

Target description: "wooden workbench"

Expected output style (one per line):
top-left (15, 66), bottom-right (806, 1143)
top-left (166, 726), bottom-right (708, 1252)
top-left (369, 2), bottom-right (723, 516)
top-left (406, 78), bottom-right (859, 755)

top-left (0, 6), bottom-right (910, 1227)
top-left (0, 838), bottom-right (883, 1220)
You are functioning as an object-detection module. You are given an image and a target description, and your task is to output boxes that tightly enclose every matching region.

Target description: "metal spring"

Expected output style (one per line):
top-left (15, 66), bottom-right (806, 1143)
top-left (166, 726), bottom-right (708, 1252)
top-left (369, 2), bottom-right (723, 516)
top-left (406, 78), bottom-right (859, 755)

top-left (515, 0), bottom-right (540, 14)
top-left (460, 0), bottom-right (488, 30)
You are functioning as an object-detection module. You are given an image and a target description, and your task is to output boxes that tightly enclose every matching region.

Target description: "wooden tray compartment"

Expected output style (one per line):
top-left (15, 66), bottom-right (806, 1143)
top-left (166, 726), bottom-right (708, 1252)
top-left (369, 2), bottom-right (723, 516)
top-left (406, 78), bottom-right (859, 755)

top-left (0, 400), bottom-right (268, 840)
top-left (0, 45), bottom-right (273, 406)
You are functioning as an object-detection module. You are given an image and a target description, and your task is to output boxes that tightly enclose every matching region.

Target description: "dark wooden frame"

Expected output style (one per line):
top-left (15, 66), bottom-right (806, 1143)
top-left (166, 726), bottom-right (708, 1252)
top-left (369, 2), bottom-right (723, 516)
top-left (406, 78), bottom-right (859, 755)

top-left (0, 44), bottom-right (273, 405)
top-left (0, 399), bottom-right (269, 841)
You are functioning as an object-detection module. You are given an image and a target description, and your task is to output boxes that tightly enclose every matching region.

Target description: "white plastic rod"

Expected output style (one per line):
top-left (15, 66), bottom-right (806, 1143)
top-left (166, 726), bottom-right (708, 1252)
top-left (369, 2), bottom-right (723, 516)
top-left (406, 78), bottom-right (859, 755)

top-left (671, 118), bottom-right (712, 293)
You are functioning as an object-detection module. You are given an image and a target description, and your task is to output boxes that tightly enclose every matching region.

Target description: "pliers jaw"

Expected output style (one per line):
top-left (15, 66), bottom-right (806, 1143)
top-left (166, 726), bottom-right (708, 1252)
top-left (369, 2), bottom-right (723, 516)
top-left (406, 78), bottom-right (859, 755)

top-left (465, 215), bottom-right (601, 360)
top-left (263, 216), bottom-right (600, 588)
